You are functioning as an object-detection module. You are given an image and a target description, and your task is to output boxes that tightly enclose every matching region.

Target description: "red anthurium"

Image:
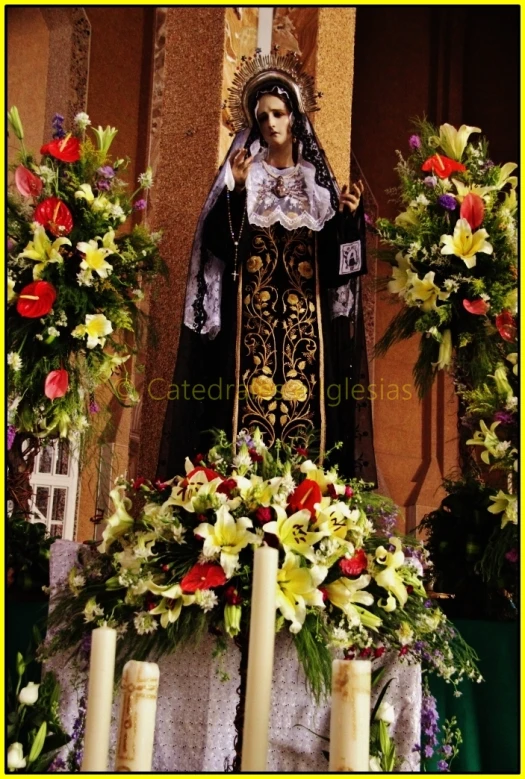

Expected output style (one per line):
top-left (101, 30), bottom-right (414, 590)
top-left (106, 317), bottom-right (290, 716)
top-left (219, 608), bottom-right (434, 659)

top-left (180, 562), bottom-right (227, 593)
top-left (421, 154), bottom-right (466, 179)
top-left (460, 192), bottom-right (485, 230)
top-left (185, 466), bottom-right (224, 483)
top-left (287, 478), bottom-right (322, 518)
top-left (34, 197), bottom-right (73, 237)
top-left (16, 280), bottom-right (57, 318)
top-left (14, 165), bottom-right (43, 198)
top-left (339, 548), bottom-right (368, 577)
top-left (463, 298), bottom-right (489, 315)
top-left (44, 369), bottom-right (69, 400)
top-left (40, 134), bottom-right (81, 163)
top-left (496, 311), bottom-right (517, 342)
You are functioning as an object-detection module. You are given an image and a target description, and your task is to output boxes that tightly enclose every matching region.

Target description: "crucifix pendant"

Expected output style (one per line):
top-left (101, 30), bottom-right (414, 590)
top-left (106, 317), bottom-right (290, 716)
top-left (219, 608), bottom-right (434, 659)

top-left (232, 269), bottom-right (238, 280)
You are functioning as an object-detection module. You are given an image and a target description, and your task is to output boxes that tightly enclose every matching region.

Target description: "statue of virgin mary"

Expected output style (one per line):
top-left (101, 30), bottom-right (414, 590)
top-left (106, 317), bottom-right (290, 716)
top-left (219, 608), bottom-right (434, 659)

top-left (158, 52), bottom-right (376, 482)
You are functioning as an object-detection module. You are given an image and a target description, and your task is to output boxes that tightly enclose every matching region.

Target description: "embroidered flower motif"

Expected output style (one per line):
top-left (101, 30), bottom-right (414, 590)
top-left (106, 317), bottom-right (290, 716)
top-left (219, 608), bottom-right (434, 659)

top-left (281, 379), bottom-right (308, 402)
top-left (247, 255), bottom-right (263, 273)
top-left (250, 374), bottom-right (277, 400)
top-left (297, 261), bottom-right (313, 279)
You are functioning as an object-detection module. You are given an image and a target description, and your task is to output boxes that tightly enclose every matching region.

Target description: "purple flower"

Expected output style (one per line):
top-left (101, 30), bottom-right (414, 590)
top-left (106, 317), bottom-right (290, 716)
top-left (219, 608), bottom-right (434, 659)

top-left (133, 198), bottom-right (147, 211)
top-left (441, 745), bottom-right (453, 757)
top-left (89, 401), bottom-right (100, 414)
top-left (52, 113), bottom-right (66, 140)
top-left (409, 134), bottom-right (421, 150)
top-left (7, 237), bottom-right (16, 253)
top-left (424, 599), bottom-right (432, 608)
top-left (423, 175), bottom-right (437, 188)
top-left (438, 194), bottom-right (457, 211)
top-left (482, 159), bottom-right (495, 171)
top-left (7, 425), bottom-right (17, 451)
top-left (494, 410), bottom-right (515, 425)
top-left (424, 745), bottom-right (434, 759)
top-left (96, 179), bottom-right (112, 192)
top-left (412, 744), bottom-right (421, 753)
top-left (505, 548), bottom-right (518, 564)
top-left (97, 165), bottom-right (115, 179)
top-left (437, 760), bottom-right (449, 771)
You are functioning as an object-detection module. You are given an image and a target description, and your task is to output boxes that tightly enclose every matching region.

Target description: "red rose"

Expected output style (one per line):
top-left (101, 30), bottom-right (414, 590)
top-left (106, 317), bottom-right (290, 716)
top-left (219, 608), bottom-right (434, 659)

top-left (359, 647), bottom-right (372, 658)
top-left (255, 506), bottom-right (273, 524)
top-left (373, 646), bottom-right (386, 659)
top-left (16, 280), bottom-right (57, 318)
top-left (34, 197), bottom-right (73, 237)
top-left (339, 548), bottom-right (368, 577)
top-left (216, 478), bottom-right (238, 496)
top-left (421, 154), bottom-right (466, 179)
top-left (15, 165), bottom-right (43, 198)
top-left (249, 447), bottom-right (263, 462)
top-left (225, 585), bottom-right (243, 605)
top-left (496, 311), bottom-right (517, 342)
top-left (460, 192), bottom-right (485, 229)
top-left (40, 135), bottom-right (81, 163)
top-left (399, 646), bottom-right (409, 656)
top-left (287, 479), bottom-right (322, 518)
top-left (180, 562), bottom-right (227, 593)
top-left (463, 298), bottom-right (489, 315)
top-left (132, 476), bottom-right (148, 490)
top-left (44, 369), bottom-right (69, 400)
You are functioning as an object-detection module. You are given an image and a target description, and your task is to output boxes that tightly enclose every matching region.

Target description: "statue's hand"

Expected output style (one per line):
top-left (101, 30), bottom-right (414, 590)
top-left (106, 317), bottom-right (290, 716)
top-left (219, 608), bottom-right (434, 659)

top-left (231, 149), bottom-right (253, 191)
top-left (338, 179), bottom-right (364, 213)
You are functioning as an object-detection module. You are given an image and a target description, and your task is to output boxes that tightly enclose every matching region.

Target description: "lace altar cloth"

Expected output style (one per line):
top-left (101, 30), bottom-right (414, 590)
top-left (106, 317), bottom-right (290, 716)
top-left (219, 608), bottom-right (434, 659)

top-left (47, 540), bottom-right (421, 771)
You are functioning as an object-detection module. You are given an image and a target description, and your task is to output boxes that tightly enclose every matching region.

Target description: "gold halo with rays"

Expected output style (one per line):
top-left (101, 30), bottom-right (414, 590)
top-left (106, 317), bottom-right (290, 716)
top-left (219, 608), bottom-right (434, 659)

top-left (226, 49), bottom-right (321, 133)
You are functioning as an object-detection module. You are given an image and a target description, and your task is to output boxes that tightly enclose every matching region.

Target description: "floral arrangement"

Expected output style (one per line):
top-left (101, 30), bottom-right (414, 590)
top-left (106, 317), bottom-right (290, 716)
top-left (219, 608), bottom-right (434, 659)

top-left (7, 644), bottom-right (70, 772)
top-left (373, 120), bottom-right (518, 606)
top-left (7, 107), bottom-right (164, 447)
top-left (45, 430), bottom-right (480, 700)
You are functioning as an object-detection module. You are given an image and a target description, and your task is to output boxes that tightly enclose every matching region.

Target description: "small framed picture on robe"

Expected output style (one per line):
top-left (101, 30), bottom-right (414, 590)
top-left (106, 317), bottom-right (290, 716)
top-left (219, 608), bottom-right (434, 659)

top-left (339, 240), bottom-right (362, 275)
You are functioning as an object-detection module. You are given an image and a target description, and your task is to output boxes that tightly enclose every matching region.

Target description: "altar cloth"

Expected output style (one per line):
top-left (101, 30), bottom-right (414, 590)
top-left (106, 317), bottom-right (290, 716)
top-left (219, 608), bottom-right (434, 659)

top-left (47, 540), bottom-right (421, 771)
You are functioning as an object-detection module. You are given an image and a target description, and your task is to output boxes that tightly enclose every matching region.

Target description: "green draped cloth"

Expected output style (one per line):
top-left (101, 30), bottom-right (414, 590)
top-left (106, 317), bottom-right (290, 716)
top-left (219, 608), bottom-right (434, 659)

top-left (429, 619), bottom-right (519, 772)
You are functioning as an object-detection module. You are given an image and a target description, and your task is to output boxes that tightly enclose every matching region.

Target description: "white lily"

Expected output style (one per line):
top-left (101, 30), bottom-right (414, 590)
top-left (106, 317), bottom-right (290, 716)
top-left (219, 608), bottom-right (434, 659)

top-left (431, 123), bottom-right (481, 161)
top-left (100, 484), bottom-right (134, 552)
top-left (373, 537), bottom-right (408, 607)
top-left (494, 162), bottom-right (518, 190)
top-left (148, 582), bottom-right (195, 628)
top-left (19, 224), bottom-right (71, 278)
top-left (276, 552), bottom-right (326, 633)
top-left (324, 575), bottom-right (381, 629)
top-left (487, 491), bottom-right (518, 529)
top-left (388, 252), bottom-right (413, 296)
top-left (72, 313), bottom-right (113, 349)
top-left (440, 218), bottom-right (493, 269)
top-left (77, 239), bottom-right (114, 279)
top-left (195, 505), bottom-right (260, 578)
top-left (264, 505), bottom-right (324, 559)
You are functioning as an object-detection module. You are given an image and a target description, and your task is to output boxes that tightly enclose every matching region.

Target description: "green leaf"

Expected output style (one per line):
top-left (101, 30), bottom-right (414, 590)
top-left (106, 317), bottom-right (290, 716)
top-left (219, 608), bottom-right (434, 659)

top-left (371, 666), bottom-right (386, 688)
top-left (28, 721), bottom-right (47, 764)
top-left (378, 719), bottom-right (390, 759)
top-left (16, 651), bottom-right (25, 679)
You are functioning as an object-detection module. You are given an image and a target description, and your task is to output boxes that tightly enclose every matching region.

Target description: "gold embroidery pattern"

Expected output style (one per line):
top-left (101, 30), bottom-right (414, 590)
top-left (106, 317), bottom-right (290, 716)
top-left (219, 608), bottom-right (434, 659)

top-left (115, 677), bottom-right (159, 766)
top-left (238, 224), bottom-right (322, 447)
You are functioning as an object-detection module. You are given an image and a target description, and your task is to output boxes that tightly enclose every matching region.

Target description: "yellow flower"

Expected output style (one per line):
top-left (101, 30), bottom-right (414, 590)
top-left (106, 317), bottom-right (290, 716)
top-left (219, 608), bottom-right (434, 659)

top-left (432, 329), bottom-right (453, 371)
top-left (324, 575), bottom-right (381, 630)
top-left (388, 252), bottom-right (413, 296)
top-left (99, 229), bottom-right (119, 254)
top-left (276, 552), bottom-right (326, 633)
top-left (507, 353), bottom-right (518, 376)
top-left (247, 255), bottom-right (263, 273)
top-left (394, 208), bottom-right (419, 228)
top-left (75, 183), bottom-right (95, 204)
top-left (72, 313), bottom-right (113, 349)
top-left (19, 224), bottom-right (71, 278)
top-left (487, 491), bottom-right (518, 528)
top-left (100, 484), bottom-right (134, 553)
top-left (167, 468), bottom-right (223, 513)
top-left (250, 374), bottom-right (277, 400)
top-left (194, 505), bottom-right (260, 578)
top-left (494, 162), bottom-right (518, 190)
top-left (7, 277), bottom-right (16, 303)
top-left (440, 218), bottom-right (493, 269)
top-left (148, 583), bottom-right (195, 628)
top-left (451, 178), bottom-right (492, 203)
top-left (76, 239), bottom-right (114, 279)
top-left (287, 293), bottom-right (299, 305)
top-left (431, 123), bottom-right (481, 161)
top-left (373, 537), bottom-right (408, 607)
top-left (466, 420), bottom-right (502, 464)
top-left (257, 290), bottom-right (271, 302)
top-left (281, 379), bottom-right (307, 402)
top-left (406, 270), bottom-right (450, 312)
top-left (264, 505), bottom-right (324, 560)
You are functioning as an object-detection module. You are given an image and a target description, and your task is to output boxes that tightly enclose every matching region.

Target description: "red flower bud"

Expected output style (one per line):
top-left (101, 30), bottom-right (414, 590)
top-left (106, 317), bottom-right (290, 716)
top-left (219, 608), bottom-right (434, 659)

top-left (344, 486), bottom-right (354, 499)
top-left (14, 165), bottom-right (43, 198)
top-left (225, 585), bottom-right (243, 605)
top-left (161, 564), bottom-right (170, 573)
top-left (255, 506), bottom-right (273, 524)
top-left (249, 447), bottom-right (263, 462)
top-left (460, 192), bottom-right (485, 229)
top-left (406, 585), bottom-right (414, 595)
top-left (374, 646), bottom-right (386, 659)
top-left (44, 369), bottom-right (69, 400)
top-left (399, 645), bottom-right (409, 656)
top-left (359, 647), bottom-right (372, 658)
top-left (194, 453), bottom-right (204, 463)
top-left (319, 586), bottom-right (328, 603)
top-left (16, 280), bottom-right (56, 318)
top-left (339, 548), bottom-right (368, 577)
top-left (216, 478), bottom-right (237, 496)
top-left (326, 484), bottom-right (338, 499)
top-left (295, 447), bottom-right (308, 457)
top-left (132, 476), bottom-right (148, 490)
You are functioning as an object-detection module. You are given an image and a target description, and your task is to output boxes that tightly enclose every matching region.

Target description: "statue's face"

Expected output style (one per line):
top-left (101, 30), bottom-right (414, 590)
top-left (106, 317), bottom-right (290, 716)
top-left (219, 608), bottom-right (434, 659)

top-left (256, 94), bottom-right (293, 151)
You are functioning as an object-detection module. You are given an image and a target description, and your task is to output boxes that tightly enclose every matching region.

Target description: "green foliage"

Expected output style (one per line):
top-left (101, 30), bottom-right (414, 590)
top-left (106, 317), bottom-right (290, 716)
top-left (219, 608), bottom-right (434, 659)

top-left (292, 612), bottom-right (333, 702)
top-left (7, 515), bottom-right (54, 595)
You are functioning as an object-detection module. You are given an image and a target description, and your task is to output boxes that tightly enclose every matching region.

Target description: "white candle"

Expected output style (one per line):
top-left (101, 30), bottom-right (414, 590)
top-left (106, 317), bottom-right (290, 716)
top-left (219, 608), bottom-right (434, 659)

top-left (80, 624), bottom-right (117, 772)
top-left (329, 659), bottom-right (371, 772)
top-left (241, 545), bottom-right (279, 772)
top-left (115, 660), bottom-right (160, 772)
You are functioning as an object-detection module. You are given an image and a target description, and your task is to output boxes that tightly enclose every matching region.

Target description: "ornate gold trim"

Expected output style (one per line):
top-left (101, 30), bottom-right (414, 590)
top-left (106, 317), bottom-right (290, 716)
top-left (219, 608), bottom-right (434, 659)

top-left (315, 233), bottom-right (326, 458)
top-left (232, 263), bottom-right (244, 442)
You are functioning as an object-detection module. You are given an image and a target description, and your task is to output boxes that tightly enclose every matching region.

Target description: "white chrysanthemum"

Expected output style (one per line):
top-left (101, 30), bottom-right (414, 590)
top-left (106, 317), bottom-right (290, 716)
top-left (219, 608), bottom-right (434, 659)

top-left (47, 326), bottom-right (60, 338)
top-left (139, 167), bottom-right (154, 189)
top-left (195, 589), bottom-right (218, 613)
top-left (74, 112), bottom-right (91, 130)
top-left (133, 611), bottom-right (158, 635)
top-left (7, 352), bottom-right (22, 372)
top-left (233, 451), bottom-right (252, 470)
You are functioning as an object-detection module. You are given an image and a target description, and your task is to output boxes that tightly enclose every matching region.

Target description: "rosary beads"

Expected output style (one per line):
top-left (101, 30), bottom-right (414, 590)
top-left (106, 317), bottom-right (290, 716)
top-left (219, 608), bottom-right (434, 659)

top-left (226, 189), bottom-right (246, 281)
